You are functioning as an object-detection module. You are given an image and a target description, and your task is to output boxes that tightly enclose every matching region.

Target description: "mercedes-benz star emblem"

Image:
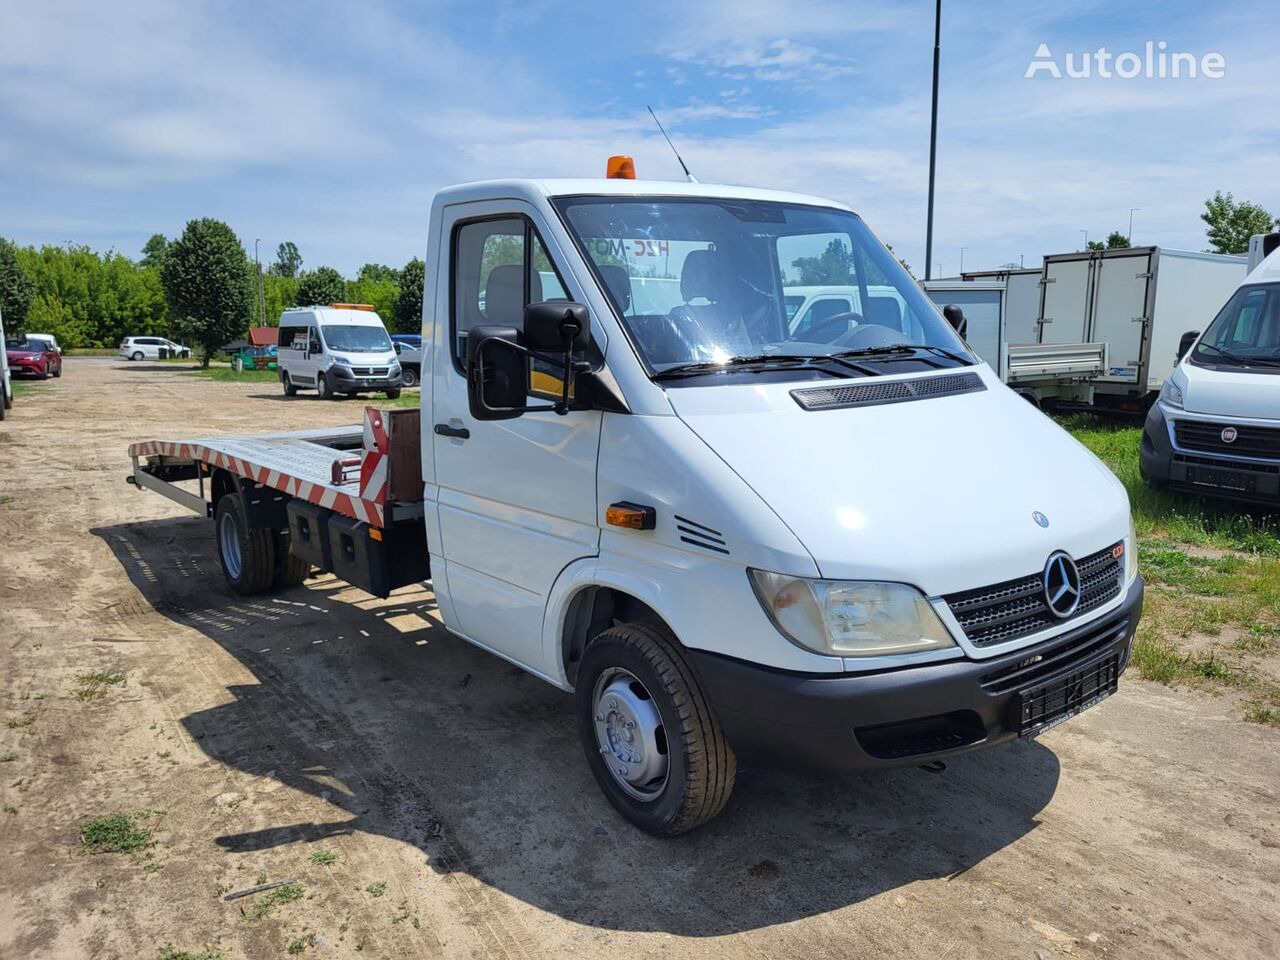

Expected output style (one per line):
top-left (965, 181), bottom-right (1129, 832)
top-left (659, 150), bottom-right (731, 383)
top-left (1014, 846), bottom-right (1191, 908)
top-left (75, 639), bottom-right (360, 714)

top-left (1221, 426), bottom-right (1238, 444)
top-left (1042, 551), bottom-right (1082, 619)
top-left (1033, 511), bottom-right (1050, 528)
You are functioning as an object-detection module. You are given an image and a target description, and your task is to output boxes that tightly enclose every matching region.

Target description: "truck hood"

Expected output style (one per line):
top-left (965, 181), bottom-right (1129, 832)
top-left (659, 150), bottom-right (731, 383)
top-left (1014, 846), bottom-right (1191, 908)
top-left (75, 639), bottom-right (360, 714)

top-left (1180, 360), bottom-right (1280, 420)
top-left (668, 367), bottom-right (1129, 596)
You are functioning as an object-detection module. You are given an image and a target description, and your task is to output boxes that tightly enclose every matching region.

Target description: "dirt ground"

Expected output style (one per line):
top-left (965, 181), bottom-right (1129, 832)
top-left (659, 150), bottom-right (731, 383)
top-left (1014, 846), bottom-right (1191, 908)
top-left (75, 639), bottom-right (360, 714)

top-left (1, 359), bottom-right (1278, 960)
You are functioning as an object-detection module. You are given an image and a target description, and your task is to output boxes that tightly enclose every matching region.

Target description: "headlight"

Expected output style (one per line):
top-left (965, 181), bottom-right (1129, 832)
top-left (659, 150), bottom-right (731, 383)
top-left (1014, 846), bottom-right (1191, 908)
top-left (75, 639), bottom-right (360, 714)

top-left (329, 356), bottom-right (351, 367)
top-left (1126, 515), bottom-right (1139, 585)
top-left (748, 570), bottom-right (955, 657)
top-left (1158, 379), bottom-right (1183, 409)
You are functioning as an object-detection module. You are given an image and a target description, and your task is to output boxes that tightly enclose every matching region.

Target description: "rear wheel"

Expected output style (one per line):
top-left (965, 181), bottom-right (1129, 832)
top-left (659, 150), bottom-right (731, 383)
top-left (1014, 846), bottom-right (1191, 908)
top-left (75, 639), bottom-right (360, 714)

top-left (214, 495), bottom-right (276, 595)
top-left (0, 386), bottom-right (7, 420)
top-left (575, 623), bottom-right (736, 836)
top-left (385, 388), bottom-right (401, 400)
top-left (400, 367), bottom-right (418, 388)
top-left (131, 351), bottom-right (144, 361)
top-left (272, 532), bottom-right (312, 587)
top-left (281, 372), bottom-right (298, 396)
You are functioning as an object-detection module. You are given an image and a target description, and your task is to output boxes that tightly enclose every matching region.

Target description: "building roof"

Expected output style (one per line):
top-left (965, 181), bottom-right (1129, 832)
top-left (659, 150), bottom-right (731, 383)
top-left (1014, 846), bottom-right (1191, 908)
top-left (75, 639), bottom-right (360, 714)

top-left (247, 326), bottom-right (277, 346)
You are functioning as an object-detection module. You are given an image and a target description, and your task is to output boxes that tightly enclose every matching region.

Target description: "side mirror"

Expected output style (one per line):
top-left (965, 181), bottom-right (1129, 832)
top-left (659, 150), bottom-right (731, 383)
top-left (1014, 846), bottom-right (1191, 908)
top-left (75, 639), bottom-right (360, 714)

top-left (1177, 330), bottom-right (1200, 362)
top-left (943, 304), bottom-right (967, 339)
top-left (466, 325), bottom-right (526, 421)
top-left (524, 302), bottom-right (592, 353)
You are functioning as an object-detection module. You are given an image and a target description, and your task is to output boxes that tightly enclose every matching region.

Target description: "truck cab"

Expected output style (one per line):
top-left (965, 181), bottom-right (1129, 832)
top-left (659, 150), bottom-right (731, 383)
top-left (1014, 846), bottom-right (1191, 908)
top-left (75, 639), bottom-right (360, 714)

top-left (417, 174), bottom-right (1141, 833)
top-left (1141, 242), bottom-right (1280, 504)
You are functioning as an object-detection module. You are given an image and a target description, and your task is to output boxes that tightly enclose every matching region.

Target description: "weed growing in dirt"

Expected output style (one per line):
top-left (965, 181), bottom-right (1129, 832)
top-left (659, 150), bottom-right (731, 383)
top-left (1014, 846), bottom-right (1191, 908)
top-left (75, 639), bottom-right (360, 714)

top-left (309, 850), bottom-right (338, 866)
top-left (0, 753), bottom-right (16, 762)
top-left (73, 670), bottom-right (128, 701)
top-left (287, 932), bottom-right (317, 955)
top-left (157, 946), bottom-right (223, 960)
top-left (5, 713), bottom-right (36, 729)
top-left (365, 881), bottom-right (386, 898)
top-left (245, 882), bottom-right (305, 920)
top-left (0, 495), bottom-right (13, 507)
top-left (81, 812), bottom-right (156, 853)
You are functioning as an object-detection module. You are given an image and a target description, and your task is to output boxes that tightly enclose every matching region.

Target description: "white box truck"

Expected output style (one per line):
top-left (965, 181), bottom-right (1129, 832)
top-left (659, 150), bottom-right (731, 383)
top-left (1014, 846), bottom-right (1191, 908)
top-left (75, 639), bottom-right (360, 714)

top-left (1037, 247), bottom-right (1247, 412)
top-left (125, 168), bottom-right (1143, 835)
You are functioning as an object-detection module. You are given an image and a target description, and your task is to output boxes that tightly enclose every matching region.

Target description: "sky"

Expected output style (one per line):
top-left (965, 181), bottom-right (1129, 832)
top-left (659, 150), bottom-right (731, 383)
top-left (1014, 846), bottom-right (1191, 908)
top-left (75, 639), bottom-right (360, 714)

top-left (1, 0), bottom-right (1277, 278)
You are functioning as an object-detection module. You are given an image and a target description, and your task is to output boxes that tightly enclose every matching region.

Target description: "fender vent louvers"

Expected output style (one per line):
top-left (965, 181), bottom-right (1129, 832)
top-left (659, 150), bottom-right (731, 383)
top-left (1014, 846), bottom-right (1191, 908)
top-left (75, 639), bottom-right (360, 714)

top-left (673, 515), bottom-right (729, 555)
top-left (791, 372), bottom-right (985, 411)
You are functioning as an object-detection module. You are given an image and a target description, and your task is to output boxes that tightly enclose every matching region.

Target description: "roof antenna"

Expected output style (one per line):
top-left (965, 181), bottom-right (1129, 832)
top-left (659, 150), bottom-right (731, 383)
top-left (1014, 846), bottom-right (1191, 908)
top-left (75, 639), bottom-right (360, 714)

top-left (647, 105), bottom-right (698, 183)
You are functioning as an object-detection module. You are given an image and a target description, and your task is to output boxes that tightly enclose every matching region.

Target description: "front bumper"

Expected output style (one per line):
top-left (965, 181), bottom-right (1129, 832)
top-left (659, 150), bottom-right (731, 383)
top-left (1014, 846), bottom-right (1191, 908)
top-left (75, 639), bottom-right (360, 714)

top-left (328, 366), bottom-right (403, 392)
top-left (1142, 403), bottom-right (1280, 504)
top-left (9, 360), bottom-right (47, 377)
top-left (688, 577), bottom-right (1143, 775)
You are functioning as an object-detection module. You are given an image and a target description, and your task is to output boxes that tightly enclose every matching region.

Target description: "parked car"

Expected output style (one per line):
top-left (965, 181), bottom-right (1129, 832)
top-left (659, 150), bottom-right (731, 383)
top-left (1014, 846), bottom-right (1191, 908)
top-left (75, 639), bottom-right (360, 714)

top-left (119, 336), bottom-right (192, 360)
top-left (18, 334), bottom-right (62, 378)
top-left (5, 336), bottom-right (60, 379)
top-left (392, 338), bottom-right (422, 387)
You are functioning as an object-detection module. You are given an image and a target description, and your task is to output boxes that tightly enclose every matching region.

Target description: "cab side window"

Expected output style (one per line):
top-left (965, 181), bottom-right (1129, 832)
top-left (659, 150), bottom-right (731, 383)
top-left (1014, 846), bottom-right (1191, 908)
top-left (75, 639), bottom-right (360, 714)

top-left (451, 216), bottom-right (570, 397)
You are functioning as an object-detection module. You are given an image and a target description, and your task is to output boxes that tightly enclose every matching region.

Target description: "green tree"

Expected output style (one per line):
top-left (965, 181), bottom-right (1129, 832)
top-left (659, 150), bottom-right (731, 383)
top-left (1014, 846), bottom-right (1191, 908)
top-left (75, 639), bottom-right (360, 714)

top-left (270, 241), bottom-right (303, 278)
top-left (789, 238), bottom-right (853, 285)
top-left (140, 234), bottom-right (169, 269)
top-left (1201, 191), bottom-right (1278, 254)
top-left (263, 274), bottom-right (299, 324)
top-left (161, 218), bottom-right (254, 366)
top-left (357, 263), bottom-right (400, 284)
top-left (1085, 240), bottom-right (1105, 251)
top-left (391, 257), bottom-right (425, 333)
top-left (1105, 232), bottom-right (1131, 249)
top-left (0, 238), bottom-right (36, 328)
top-left (296, 266), bottom-right (346, 306)
top-left (345, 277), bottom-right (400, 321)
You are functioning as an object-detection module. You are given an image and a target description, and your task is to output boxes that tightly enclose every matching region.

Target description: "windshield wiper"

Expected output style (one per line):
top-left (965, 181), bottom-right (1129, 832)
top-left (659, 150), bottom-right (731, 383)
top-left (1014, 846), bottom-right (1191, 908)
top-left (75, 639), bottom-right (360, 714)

top-left (1195, 343), bottom-right (1248, 365)
top-left (834, 344), bottom-right (971, 365)
top-left (653, 354), bottom-right (870, 380)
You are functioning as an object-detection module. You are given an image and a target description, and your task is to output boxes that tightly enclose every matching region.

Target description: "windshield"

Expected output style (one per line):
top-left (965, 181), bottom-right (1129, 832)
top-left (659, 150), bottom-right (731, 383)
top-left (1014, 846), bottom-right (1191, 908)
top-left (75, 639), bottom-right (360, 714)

top-left (319, 324), bottom-right (392, 353)
top-left (555, 197), bottom-right (970, 379)
top-left (1192, 284), bottom-right (1280, 366)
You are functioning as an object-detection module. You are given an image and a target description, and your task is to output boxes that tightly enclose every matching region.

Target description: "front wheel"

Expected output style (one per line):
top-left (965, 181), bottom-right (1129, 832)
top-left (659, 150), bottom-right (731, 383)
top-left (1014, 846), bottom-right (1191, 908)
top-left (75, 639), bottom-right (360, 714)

top-left (575, 623), bottom-right (736, 836)
top-left (316, 373), bottom-right (333, 400)
top-left (281, 372), bottom-right (298, 397)
top-left (214, 495), bottom-right (276, 595)
top-left (53, 364), bottom-right (62, 379)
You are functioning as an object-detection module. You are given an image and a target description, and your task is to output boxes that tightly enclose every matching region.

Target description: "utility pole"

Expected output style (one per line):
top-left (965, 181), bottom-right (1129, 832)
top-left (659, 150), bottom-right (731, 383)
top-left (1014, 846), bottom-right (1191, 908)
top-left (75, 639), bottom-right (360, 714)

top-left (1128, 207), bottom-right (1139, 242)
top-left (960, 246), bottom-right (967, 273)
top-left (924, 0), bottom-right (942, 281)
top-left (1080, 229), bottom-right (1088, 250)
top-left (254, 238), bottom-right (265, 326)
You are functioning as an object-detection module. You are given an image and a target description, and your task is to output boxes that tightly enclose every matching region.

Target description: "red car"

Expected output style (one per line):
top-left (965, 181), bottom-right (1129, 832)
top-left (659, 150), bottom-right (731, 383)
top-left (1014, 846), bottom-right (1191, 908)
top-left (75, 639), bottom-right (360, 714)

top-left (4, 337), bottom-right (61, 379)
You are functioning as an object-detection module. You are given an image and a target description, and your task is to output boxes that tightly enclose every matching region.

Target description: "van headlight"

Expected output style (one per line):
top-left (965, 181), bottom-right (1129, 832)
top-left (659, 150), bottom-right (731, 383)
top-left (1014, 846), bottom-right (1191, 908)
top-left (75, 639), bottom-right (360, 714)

top-left (1158, 379), bottom-right (1183, 409)
top-left (748, 571), bottom-right (955, 657)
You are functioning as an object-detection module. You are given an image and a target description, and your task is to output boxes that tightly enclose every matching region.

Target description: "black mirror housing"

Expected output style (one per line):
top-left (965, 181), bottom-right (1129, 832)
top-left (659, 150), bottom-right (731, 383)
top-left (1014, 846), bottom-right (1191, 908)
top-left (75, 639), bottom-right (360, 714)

top-left (942, 303), bottom-right (967, 338)
top-left (524, 302), bottom-right (592, 353)
top-left (466, 324), bottom-right (526, 421)
top-left (1177, 330), bottom-right (1200, 362)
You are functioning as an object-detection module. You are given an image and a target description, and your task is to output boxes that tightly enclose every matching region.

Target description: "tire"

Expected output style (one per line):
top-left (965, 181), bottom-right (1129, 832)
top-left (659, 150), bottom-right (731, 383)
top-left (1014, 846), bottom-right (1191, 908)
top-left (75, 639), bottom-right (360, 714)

top-left (400, 367), bottom-right (418, 388)
top-left (132, 351), bottom-right (144, 361)
top-left (575, 623), bottom-right (736, 836)
top-left (316, 373), bottom-right (333, 400)
top-left (2, 382), bottom-right (10, 409)
top-left (214, 495), bottom-right (276, 595)
top-left (53, 364), bottom-right (62, 379)
top-left (385, 388), bottom-right (401, 400)
top-left (272, 532), bottom-right (312, 587)
top-left (0, 387), bottom-right (6, 420)
top-left (281, 372), bottom-right (298, 397)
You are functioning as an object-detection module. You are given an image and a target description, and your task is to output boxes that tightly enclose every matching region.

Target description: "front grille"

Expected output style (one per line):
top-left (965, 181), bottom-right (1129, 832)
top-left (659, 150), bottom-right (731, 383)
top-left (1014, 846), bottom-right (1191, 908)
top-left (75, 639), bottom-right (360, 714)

top-left (1174, 420), bottom-right (1280, 460)
top-left (791, 372), bottom-right (985, 411)
top-left (351, 367), bottom-right (388, 377)
top-left (944, 543), bottom-right (1124, 647)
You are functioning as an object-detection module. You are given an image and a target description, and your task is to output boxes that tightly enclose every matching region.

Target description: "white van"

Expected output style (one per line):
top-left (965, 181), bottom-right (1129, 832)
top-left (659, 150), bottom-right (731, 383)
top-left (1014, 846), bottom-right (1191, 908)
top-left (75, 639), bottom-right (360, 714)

top-left (277, 304), bottom-right (403, 400)
top-left (1141, 243), bottom-right (1280, 504)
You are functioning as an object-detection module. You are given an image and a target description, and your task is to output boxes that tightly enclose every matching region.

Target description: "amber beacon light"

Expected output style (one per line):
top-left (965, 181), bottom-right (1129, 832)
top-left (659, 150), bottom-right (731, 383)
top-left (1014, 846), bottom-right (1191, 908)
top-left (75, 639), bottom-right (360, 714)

top-left (606, 155), bottom-right (636, 180)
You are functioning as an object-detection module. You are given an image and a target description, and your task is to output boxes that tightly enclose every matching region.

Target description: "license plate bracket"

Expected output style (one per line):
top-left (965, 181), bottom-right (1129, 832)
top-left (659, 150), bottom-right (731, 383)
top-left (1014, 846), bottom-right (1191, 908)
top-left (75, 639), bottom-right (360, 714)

top-left (1016, 655), bottom-right (1119, 737)
top-left (1185, 465), bottom-right (1253, 493)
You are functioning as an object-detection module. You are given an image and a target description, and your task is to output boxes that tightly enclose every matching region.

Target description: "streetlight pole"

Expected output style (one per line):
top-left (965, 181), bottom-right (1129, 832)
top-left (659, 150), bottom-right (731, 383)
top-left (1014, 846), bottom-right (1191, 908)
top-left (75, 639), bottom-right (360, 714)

top-left (1128, 208), bottom-right (1139, 243)
top-left (960, 246), bottom-right (967, 273)
top-left (924, 0), bottom-right (942, 281)
top-left (1080, 229), bottom-right (1088, 250)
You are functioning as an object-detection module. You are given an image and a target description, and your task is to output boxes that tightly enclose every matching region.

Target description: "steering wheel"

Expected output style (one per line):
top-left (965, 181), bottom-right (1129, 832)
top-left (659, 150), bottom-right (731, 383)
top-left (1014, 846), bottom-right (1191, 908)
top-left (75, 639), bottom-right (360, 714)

top-left (833, 321), bottom-right (904, 349)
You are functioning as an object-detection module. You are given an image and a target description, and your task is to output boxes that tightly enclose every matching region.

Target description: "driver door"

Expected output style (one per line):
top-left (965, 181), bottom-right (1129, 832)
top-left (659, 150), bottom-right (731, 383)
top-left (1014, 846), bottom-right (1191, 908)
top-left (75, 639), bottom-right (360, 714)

top-left (429, 201), bottom-right (603, 674)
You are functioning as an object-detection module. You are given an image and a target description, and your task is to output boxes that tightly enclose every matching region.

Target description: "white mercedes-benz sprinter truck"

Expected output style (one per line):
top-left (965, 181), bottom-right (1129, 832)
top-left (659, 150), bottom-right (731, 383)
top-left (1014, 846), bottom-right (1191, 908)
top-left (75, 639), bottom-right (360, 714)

top-left (1142, 242), bottom-right (1280, 503)
top-left (128, 172), bottom-right (1143, 835)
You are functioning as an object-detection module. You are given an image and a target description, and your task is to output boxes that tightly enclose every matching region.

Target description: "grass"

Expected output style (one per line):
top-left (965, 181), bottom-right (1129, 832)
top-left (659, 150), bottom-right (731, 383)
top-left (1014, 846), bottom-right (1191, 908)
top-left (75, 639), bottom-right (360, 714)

top-left (181, 366), bottom-right (279, 383)
top-left (309, 849), bottom-right (338, 866)
top-left (81, 811), bottom-right (160, 854)
top-left (245, 882), bottom-right (305, 920)
top-left (72, 670), bottom-right (128, 701)
top-left (287, 933), bottom-right (317, 955)
top-left (157, 947), bottom-right (223, 960)
top-left (365, 881), bottom-right (386, 898)
top-left (1057, 414), bottom-right (1280, 728)
top-left (10, 381), bottom-right (45, 399)
top-left (5, 713), bottom-right (36, 729)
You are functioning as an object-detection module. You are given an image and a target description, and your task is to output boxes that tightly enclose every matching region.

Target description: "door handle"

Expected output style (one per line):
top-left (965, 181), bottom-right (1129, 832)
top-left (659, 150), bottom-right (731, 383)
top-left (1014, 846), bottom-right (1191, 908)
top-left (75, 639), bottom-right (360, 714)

top-left (434, 423), bottom-right (470, 440)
